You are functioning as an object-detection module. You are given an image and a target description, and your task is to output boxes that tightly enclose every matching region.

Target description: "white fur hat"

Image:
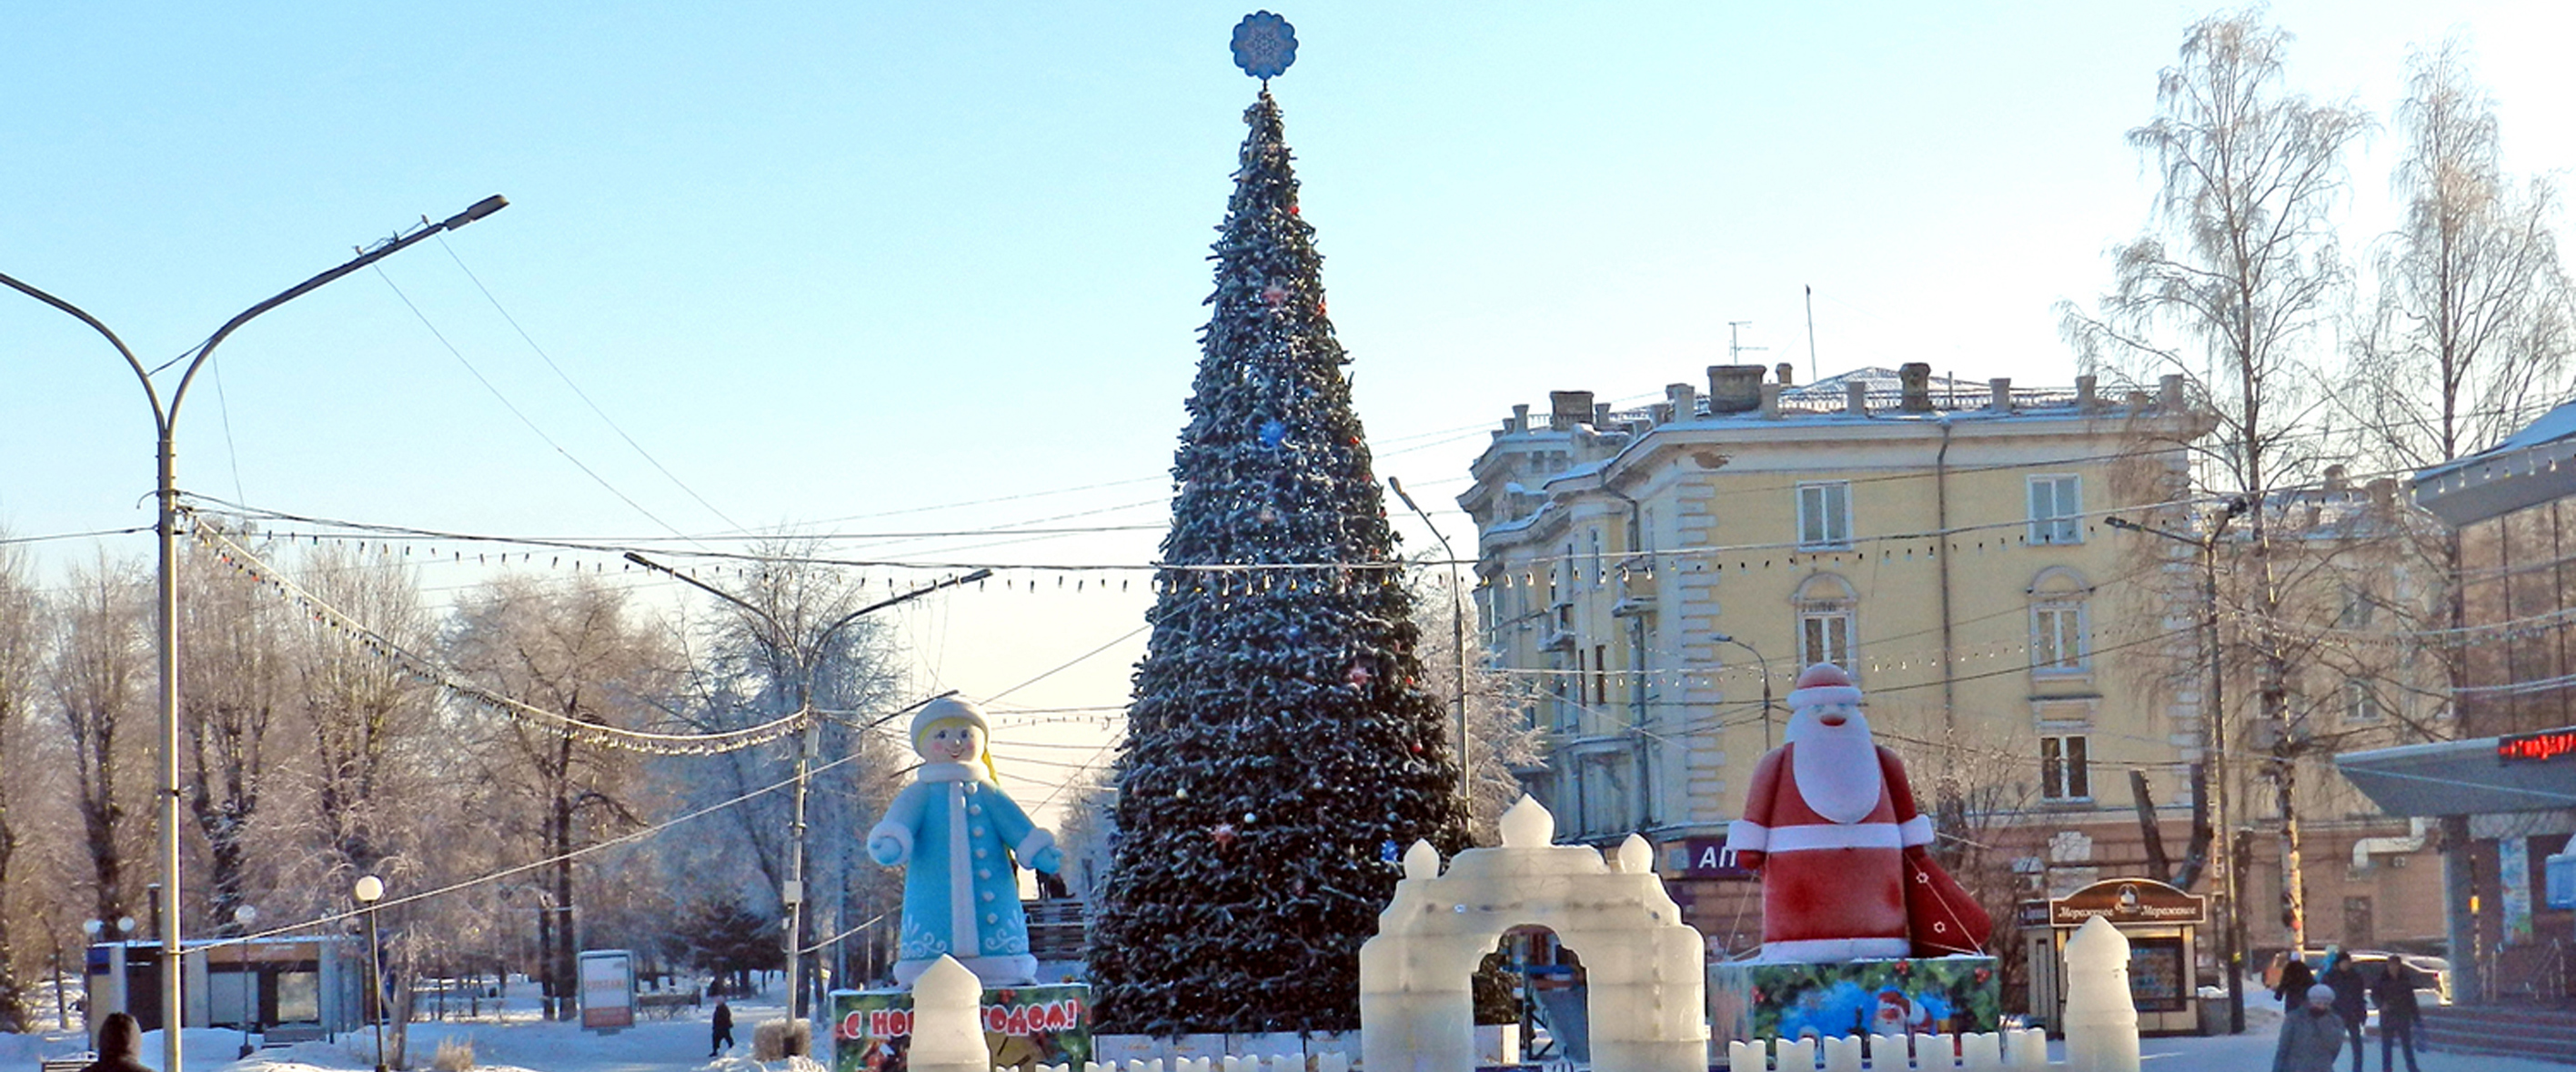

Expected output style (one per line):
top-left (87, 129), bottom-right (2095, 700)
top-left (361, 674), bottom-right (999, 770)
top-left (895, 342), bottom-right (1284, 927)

top-left (1787, 662), bottom-right (1863, 709)
top-left (911, 696), bottom-right (990, 749)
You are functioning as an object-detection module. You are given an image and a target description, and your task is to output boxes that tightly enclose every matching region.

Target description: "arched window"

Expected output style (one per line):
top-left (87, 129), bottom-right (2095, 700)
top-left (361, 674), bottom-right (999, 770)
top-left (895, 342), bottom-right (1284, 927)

top-left (2028, 566), bottom-right (2092, 676)
top-left (1792, 573), bottom-right (1857, 669)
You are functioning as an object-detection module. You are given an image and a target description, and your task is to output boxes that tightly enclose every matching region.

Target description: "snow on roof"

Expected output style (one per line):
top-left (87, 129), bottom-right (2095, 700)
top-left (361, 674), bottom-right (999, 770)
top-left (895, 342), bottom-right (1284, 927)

top-left (2417, 396), bottom-right (2576, 484)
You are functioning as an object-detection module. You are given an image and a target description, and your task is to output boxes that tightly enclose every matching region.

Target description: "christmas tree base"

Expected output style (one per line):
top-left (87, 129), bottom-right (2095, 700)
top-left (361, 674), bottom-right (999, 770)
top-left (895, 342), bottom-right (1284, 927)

top-left (830, 983), bottom-right (1092, 1072)
top-left (1709, 957), bottom-right (1999, 1043)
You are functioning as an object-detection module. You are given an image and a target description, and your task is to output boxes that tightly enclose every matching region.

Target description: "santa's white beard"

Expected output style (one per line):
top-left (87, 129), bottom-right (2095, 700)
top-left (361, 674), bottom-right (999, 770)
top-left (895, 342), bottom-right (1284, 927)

top-left (1785, 709), bottom-right (1883, 824)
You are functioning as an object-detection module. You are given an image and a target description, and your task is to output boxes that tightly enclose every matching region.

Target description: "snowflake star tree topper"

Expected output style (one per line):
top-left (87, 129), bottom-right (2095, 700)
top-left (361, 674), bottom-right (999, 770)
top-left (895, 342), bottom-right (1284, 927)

top-left (1231, 11), bottom-right (1297, 82)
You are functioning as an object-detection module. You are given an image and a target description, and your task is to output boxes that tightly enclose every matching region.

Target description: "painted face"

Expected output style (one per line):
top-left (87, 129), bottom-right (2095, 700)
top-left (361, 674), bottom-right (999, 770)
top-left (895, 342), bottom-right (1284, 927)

top-left (1811, 699), bottom-right (1858, 729)
top-left (922, 720), bottom-right (984, 764)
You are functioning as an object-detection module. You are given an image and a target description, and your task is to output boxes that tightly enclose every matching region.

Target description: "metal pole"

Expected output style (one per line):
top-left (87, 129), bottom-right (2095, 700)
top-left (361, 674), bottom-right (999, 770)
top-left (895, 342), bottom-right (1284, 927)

top-left (367, 907), bottom-right (385, 1072)
top-left (1713, 635), bottom-right (1773, 750)
top-left (2, 195), bottom-right (506, 1072)
top-left (1387, 477), bottom-right (1471, 808)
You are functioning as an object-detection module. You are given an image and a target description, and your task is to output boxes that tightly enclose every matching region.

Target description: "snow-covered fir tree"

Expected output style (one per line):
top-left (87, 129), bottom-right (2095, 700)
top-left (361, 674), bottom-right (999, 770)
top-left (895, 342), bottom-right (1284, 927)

top-left (1089, 89), bottom-right (1468, 1035)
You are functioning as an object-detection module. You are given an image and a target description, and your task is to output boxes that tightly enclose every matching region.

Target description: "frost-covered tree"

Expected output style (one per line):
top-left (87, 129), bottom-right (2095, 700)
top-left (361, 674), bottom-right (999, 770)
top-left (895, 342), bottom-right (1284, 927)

top-left (1089, 90), bottom-right (1467, 1036)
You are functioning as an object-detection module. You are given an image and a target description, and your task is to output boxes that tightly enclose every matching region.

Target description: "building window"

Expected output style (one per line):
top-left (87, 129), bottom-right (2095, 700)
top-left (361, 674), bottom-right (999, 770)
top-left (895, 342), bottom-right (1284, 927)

top-left (1798, 482), bottom-right (1852, 548)
top-left (2343, 679), bottom-right (2383, 723)
top-left (2040, 735), bottom-right (2091, 801)
top-left (2028, 566), bottom-right (2093, 676)
top-left (2029, 476), bottom-right (2082, 545)
top-left (1792, 573), bottom-right (1858, 669)
top-left (1594, 644), bottom-right (1609, 706)
top-left (2339, 584), bottom-right (2376, 628)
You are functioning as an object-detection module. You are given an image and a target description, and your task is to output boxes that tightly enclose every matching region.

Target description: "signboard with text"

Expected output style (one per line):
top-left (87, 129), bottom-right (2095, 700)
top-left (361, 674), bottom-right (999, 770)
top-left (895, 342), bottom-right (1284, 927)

top-left (1665, 835), bottom-right (1756, 880)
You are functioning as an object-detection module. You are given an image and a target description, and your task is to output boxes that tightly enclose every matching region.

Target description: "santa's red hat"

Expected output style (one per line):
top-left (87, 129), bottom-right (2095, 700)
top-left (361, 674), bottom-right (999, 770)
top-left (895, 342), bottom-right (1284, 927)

top-left (1787, 662), bottom-right (1862, 709)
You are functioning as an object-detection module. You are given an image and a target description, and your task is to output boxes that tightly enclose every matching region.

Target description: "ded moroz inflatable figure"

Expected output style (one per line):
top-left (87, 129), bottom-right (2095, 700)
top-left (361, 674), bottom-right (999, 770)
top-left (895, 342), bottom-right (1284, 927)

top-left (869, 696), bottom-right (1065, 987)
top-left (1726, 663), bottom-right (1992, 961)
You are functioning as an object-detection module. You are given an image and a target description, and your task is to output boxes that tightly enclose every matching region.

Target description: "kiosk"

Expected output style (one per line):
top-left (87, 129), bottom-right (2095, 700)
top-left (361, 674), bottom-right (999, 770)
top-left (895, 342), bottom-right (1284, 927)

top-left (2026, 878), bottom-right (2204, 1036)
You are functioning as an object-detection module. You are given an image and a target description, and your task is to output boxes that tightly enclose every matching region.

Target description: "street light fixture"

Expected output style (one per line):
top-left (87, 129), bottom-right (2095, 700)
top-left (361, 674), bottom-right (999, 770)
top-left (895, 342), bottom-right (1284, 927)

top-left (1387, 476), bottom-right (1473, 807)
top-left (354, 876), bottom-right (387, 1072)
top-left (234, 905), bottom-right (260, 1058)
top-left (623, 554), bottom-right (990, 1022)
top-left (1710, 634), bottom-right (1776, 750)
top-left (0, 195), bottom-right (507, 1072)
top-left (2105, 508), bottom-right (2245, 1035)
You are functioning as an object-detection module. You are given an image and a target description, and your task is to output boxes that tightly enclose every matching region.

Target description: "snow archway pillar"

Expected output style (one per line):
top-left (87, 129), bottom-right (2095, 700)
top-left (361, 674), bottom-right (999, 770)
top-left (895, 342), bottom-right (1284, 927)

top-left (1359, 797), bottom-right (1707, 1072)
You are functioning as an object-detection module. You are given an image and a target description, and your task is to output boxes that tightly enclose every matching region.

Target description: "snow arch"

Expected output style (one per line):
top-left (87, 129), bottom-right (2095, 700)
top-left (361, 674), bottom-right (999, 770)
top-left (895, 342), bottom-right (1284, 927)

top-left (1359, 797), bottom-right (1707, 1072)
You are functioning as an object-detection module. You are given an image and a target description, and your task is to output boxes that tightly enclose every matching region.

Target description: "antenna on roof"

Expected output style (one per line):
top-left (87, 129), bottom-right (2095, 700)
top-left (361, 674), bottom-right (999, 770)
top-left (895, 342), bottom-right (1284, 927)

top-left (1804, 286), bottom-right (1819, 384)
top-left (1728, 321), bottom-right (1767, 366)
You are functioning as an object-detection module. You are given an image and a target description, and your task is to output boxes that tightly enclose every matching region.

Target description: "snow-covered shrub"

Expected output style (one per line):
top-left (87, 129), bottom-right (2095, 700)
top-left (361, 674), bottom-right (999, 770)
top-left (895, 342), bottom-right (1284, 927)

top-left (431, 1036), bottom-right (475, 1072)
top-left (751, 1017), bottom-right (810, 1060)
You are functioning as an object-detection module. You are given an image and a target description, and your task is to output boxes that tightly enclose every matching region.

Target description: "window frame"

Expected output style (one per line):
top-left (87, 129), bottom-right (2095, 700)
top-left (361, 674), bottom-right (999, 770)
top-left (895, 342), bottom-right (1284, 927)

top-left (2028, 475), bottom-right (2083, 545)
top-left (2039, 733), bottom-right (2092, 802)
top-left (1797, 481), bottom-right (1853, 549)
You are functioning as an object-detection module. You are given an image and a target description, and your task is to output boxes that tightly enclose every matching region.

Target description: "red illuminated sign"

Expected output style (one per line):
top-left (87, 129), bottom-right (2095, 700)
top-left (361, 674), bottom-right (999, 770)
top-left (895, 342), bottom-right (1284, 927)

top-left (2498, 728), bottom-right (2576, 765)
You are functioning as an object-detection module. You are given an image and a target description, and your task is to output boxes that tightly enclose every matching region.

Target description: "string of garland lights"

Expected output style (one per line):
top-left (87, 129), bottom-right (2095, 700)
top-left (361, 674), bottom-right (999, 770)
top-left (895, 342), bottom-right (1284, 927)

top-left (190, 515), bottom-right (812, 756)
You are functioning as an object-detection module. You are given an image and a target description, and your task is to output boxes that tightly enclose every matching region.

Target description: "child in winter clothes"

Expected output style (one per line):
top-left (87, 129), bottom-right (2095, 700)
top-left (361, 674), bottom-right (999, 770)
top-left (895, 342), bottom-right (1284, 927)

top-left (2274, 984), bottom-right (2347, 1072)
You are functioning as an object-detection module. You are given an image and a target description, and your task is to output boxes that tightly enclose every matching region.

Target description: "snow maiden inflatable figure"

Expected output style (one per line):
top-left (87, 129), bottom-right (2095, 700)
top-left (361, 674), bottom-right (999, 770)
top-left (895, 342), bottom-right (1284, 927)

top-left (1727, 663), bottom-right (1992, 961)
top-left (869, 696), bottom-right (1065, 987)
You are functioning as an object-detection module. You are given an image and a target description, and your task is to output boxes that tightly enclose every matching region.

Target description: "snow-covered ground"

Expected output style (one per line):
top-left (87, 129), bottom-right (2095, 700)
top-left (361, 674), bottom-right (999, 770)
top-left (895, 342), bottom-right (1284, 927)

top-left (5, 978), bottom-right (2567, 1072)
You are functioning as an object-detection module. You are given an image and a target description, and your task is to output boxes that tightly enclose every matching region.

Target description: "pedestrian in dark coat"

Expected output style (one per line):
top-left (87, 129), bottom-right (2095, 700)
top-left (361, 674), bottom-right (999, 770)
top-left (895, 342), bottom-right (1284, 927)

top-left (2274, 985), bottom-right (2347, 1072)
top-left (709, 998), bottom-right (735, 1057)
top-left (2321, 951), bottom-right (2367, 1072)
top-left (2273, 955), bottom-right (2317, 1007)
top-left (81, 1013), bottom-right (152, 1072)
top-left (2370, 964), bottom-right (2422, 1072)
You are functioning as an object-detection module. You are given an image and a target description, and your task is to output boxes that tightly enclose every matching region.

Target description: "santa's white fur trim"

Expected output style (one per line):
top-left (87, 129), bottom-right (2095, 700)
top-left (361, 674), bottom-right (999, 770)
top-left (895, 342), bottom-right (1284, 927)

top-left (1899, 814), bottom-right (1935, 847)
top-left (1726, 820), bottom-right (1769, 852)
top-left (1766, 823), bottom-right (1902, 852)
top-left (1016, 828), bottom-right (1057, 864)
top-left (916, 761), bottom-right (985, 784)
top-left (1787, 685), bottom-right (1864, 709)
top-left (1760, 937), bottom-right (1912, 962)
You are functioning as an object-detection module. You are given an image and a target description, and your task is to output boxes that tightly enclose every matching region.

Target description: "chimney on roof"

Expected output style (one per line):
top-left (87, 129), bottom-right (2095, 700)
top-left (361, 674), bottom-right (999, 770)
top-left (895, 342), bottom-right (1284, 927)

top-left (1990, 377), bottom-right (2014, 412)
top-left (1846, 380), bottom-right (1869, 416)
top-left (1550, 390), bottom-right (1595, 431)
top-left (2366, 478), bottom-right (2397, 513)
top-left (2158, 374), bottom-right (2186, 409)
top-left (2324, 465), bottom-right (2350, 493)
top-left (1594, 402), bottom-right (1614, 428)
top-left (1667, 382), bottom-right (1698, 422)
top-left (1708, 366), bottom-right (1766, 414)
top-left (2077, 375), bottom-right (2098, 410)
top-left (1776, 362), bottom-right (1795, 386)
top-left (1760, 383), bottom-right (1784, 419)
top-left (1899, 363), bottom-right (1934, 413)
top-left (1512, 404), bottom-right (1530, 434)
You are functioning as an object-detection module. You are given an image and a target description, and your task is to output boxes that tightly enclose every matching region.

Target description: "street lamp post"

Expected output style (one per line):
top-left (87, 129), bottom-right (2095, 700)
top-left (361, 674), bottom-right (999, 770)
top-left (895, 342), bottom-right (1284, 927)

top-left (1387, 476), bottom-right (1472, 807)
top-left (1, 195), bottom-right (507, 1072)
top-left (80, 917), bottom-right (136, 1032)
top-left (234, 904), bottom-right (259, 1058)
top-left (623, 554), bottom-right (990, 1023)
top-left (1710, 634), bottom-right (1776, 750)
top-left (354, 876), bottom-right (387, 1072)
top-left (2106, 508), bottom-right (2244, 1034)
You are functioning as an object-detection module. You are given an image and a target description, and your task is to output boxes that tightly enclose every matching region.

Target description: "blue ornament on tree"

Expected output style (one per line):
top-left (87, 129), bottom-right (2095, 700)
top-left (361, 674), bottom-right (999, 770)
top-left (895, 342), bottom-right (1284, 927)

top-left (1259, 417), bottom-right (1288, 448)
top-left (1230, 12), bottom-right (1297, 81)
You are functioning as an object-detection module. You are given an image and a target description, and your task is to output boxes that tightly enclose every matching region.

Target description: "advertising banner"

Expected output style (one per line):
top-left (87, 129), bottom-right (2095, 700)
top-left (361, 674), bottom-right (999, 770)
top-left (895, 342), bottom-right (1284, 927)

top-left (1709, 957), bottom-right (2001, 1043)
top-left (830, 983), bottom-right (1092, 1072)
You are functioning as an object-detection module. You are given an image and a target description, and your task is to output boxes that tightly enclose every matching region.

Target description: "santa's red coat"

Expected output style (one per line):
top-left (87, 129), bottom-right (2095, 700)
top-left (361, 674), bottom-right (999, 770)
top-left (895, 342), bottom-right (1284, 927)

top-left (1727, 743), bottom-right (1935, 958)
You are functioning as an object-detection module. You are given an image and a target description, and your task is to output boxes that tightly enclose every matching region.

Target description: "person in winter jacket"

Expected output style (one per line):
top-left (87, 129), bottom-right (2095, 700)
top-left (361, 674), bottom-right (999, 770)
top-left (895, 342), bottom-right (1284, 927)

top-left (2370, 963), bottom-right (2422, 1072)
top-left (2320, 949), bottom-right (2367, 1072)
top-left (870, 696), bottom-right (1064, 987)
top-left (81, 1013), bottom-right (151, 1072)
top-left (2274, 984), bottom-right (2347, 1072)
top-left (709, 998), bottom-right (734, 1057)
top-left (2272, 954), bottom-right (2317, 1007)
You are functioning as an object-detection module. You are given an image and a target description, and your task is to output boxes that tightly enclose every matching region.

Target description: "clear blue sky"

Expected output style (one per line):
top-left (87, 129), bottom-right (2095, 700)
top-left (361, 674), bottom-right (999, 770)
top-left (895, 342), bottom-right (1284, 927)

top-left (5, 2), bottom-right (2571, 817)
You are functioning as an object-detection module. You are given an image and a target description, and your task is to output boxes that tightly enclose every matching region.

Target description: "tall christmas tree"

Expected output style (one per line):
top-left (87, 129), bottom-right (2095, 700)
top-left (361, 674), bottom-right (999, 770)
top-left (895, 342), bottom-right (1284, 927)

top-left (1090, 16), bottom-right (1468, 1037)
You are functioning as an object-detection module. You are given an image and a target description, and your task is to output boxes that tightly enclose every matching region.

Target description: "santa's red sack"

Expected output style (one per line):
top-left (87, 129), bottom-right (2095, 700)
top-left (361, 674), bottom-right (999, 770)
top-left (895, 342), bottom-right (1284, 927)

top-left (1905, 851), bottom-right (1993, 957)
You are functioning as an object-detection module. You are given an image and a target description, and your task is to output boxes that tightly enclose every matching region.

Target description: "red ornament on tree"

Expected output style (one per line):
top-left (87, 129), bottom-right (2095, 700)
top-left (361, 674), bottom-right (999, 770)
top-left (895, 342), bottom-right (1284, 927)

top-left (1212, 823), bottom-right (1238, 847)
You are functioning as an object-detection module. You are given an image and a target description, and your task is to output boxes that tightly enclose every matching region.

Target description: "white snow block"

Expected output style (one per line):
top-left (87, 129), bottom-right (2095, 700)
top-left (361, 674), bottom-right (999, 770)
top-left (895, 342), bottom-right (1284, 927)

top-left (1729, 1039), bottom-right (1766, 1071)
top-left (1359, 798), bottom-right (1706, 1072)
top-left (1174, 1057), bottom-right (1213, 1072)
top-left (1776, 1037), bottom-right (1814, 1070)
top-left (1820, 1035), bottom-right (1865, 1072)
top-left (1869, 1033), bottom-right (1907, 1067)
top-left (2000, 1027), bottom-right (2047, 1069)
top-left (2060, 917), bottom-right (2139, 1072)
top-left (1913, 1031), bottom-right (1949, 1069)
top-left (908, 957), bottom-right (989, 1072)
top-left (1957, 1032), bottom-right (2000, 1070)
top-left (1172, 1037), bottom-right (1225, 1065)
top-left (1313, 1052), bottom-right (1349, 1072)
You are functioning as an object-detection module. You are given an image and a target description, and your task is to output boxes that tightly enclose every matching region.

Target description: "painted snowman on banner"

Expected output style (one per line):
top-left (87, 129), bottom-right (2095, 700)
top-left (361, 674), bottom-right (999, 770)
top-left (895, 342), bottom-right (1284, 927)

top-left (1726, 664), bottom-right (1992, 961)
top-left (869, 696), bottom-right (1065, 987)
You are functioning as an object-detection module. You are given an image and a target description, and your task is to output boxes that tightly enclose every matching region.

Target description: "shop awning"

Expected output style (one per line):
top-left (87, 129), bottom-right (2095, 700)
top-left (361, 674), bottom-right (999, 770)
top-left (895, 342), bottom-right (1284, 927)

top-left (2335, 732), bottom-right (2576, 817)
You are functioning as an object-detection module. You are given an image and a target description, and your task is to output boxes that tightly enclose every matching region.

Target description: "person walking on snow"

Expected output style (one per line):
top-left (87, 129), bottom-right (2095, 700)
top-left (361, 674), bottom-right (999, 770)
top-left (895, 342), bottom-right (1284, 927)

top-left (79, 1013), bottom-right (150, 1072)
top-left (709, 998), bottom-right (734, 1057)
top-left (2370, 962), bottom-right (2422, 1072)
top-left (2274, 984), bottom-right (2346, 1072)
top-left (2320, 948), bottom-right (2367, 1072)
